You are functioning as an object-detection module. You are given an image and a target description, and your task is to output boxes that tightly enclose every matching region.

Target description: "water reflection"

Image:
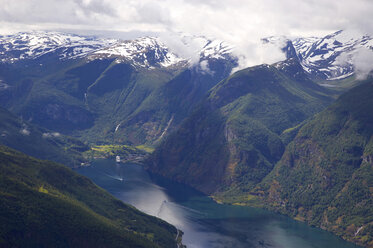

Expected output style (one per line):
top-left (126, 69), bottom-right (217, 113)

top-left (76, 160), bottom-right (361, 248)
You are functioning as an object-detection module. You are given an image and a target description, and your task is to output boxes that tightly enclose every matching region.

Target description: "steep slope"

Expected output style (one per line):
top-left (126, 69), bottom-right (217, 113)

top-left (146, 58), bottom-right (334, 195)
top-left (0, 145), bottom-right (179, 248)
top-left (0, 31), bottom-right (237, 146)
top-left (252, 79), bottom-right (373, 247)
top-left (109, 58), bottom-right (237, 145)
top-left (0, 106), bottom-right (87, 166)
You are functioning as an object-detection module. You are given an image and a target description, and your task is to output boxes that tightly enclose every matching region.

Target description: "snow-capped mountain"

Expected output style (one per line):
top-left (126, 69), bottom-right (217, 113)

top-left (0, 31), bottom-right (235, 69)
top-left (181, 35), bottom-right (234, 60)
top-left (2, 30), bottom-right (370, 80)
top-left (0, 31), bottom-right (116, 62)
top-left (263, 30), bottom-right (373, 81)
top-left (292, 30), bottom-right (373, 80)
top-left (91, 37), bottom-right (185, 68)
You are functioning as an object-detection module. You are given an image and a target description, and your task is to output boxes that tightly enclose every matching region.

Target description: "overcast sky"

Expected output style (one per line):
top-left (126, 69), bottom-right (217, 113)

top-left (1, 0), bottom-right (372, 36)
top-left (0, 0), bottom-right (372, 69)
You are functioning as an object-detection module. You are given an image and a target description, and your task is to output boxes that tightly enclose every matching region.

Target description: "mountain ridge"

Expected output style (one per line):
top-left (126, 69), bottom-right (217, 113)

top-left (2, 30), bottom-right (371, 82)
top-left (0, 31), bottom-right (236, 70)
top-left (146, 58), bottom-right (334, 194)
top-left (0, 31), bottom-right (238, 146)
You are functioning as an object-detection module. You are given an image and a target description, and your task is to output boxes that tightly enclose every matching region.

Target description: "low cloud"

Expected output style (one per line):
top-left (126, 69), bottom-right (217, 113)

top-left (231, 38), bottom-right (287, 73)
top-left (199, 60), bottom-right (214, 75)
top-left (20, 128), bottom-right (30, 136)
top-left (352, 47), bottom-right (373, 80)
top-left (334, 29), bottom-right (373, 80)
top-left (158, 32), bottom-right (206, 65)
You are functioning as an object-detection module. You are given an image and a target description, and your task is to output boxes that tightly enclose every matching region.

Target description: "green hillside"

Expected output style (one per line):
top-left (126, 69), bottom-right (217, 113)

top-left (0, 106), bottom-right (87, 167)
top-left (0, 145), bottom-right (179, 248)
top-left (251, 79), bottom-right (373, 247)
top-left (1, 56), bottom-right (234, 146)
top-left (147, 59), bottom-right (334, 196)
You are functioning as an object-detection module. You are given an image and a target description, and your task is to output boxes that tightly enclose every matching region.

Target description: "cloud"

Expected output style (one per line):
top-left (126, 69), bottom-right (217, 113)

top-left (73, 0), bottom-right (115, 15)
top-left (136, 2), bottom-right (171, 24)
top-left (20, 128), bottom-right (30, 135)
top-left (158, 32), bottom-right (210, 66)
top-left (230, 37), bottom-right (287, 73)
top-left (0, 0), bottom-right (372, 70)
top-left (199, 60), bottom-right (213, 75)
top-left (352, 47), bottom-right (373, 80)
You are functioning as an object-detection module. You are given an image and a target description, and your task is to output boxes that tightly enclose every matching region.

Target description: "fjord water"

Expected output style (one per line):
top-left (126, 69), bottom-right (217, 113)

top-left (76, 159), bottom-right (361, 248)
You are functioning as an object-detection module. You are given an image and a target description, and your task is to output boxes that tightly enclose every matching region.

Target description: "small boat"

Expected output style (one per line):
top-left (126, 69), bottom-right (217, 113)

top-left (116, 155), bottom-right (120, 163)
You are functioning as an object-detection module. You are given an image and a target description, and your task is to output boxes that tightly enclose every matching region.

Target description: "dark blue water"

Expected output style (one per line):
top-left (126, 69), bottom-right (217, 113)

top-left (76, 159), bottom-right (361, 248)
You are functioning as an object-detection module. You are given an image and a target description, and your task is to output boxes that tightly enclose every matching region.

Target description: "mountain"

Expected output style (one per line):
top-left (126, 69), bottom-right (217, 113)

top-left (264, 30), bottom-right (373, 82)
top-left (0, 145), bottom-right (180, 247)
top-left (0, 31), bottom-right (237, 146)
top-left (91, 37), bottom-right (185, 68)
top-left (1, 29), bottom-right (371, 247)
top-left (292, 30), bottom-right (373, 81)
top-left (249, 78), bottom-right (373, 247)
top-left (2, 30), bottom-right (368, 147)
top-left (0, 31), bottom-right (233, 69)
top-left (146, 58), bottom-right (334, 195)
top-left (0, 31), bottom-right (116, 63)
top-left (0, 106), bottom-right (87, 166)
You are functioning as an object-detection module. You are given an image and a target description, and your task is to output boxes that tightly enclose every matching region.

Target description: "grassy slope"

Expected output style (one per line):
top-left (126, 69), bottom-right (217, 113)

top-left (0, 106), bottom-right (88, 167)
top-left (253, 79), bottom-right (373, 247)
top-left (78, 63), bottom-right (178, 145)
top-left (3, 58), bottom-right (99, 134)
top-left (1, 57), bottom-right (184, 145)
top-left (1, 55), bottom-right (235, 146)
top-left (80, 59), bottom-right (235, 146)
top-left (0, 145), bottom-right (178, 248)
top-left (83, 144), bottom-right (150, 163)
top-left (147, 59), bottom-right (334, 195)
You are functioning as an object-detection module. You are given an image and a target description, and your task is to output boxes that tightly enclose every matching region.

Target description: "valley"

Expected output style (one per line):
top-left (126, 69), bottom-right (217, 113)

top-left (77, 158), bottom-right (362, 248)
top-left (0, 29), bottom-right (372, 247)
